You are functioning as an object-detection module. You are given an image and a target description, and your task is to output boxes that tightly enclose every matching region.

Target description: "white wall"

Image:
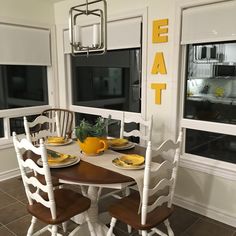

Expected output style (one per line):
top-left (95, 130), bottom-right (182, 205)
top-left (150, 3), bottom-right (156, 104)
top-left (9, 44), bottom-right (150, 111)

top-left (0, 0), bottom-right (55, 24)
top-left (0, 0), bottom-right (55, 180)
top-left (54, 0), bottom-right (236, 226)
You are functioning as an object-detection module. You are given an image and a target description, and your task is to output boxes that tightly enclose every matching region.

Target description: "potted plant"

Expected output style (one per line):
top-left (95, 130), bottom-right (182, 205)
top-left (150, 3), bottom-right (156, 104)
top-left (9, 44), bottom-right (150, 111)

top-left (75, 117), bottom-right (108, 155)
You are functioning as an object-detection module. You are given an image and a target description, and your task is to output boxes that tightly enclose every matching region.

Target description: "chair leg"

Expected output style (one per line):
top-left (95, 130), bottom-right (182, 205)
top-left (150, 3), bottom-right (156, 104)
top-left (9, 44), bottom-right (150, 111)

top-left (127, 225), bottom-right (132, 233)
top-left (107, 217), bottom-right (117, 236)
top-left (141, 230), bottom-right (148, 236)
top-left (51, 225), bottom-right (57, 236)
top-left (164, 219), bottom-right (174, 236)
top-left (124, 187), bottom-right (130, 196)
top-left (27, 216), bottom-right (37, 236)
top-left (62, 221), bottom-right (67, 233)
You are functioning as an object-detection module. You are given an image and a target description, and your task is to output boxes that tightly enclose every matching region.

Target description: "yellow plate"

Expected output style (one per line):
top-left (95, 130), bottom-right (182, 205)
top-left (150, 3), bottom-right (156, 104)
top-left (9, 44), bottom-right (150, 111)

top-left (37, 156), bottom-right (80, 168)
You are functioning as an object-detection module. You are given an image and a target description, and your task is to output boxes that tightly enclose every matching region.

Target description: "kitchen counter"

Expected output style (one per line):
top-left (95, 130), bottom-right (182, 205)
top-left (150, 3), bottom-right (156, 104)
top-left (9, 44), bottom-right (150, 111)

top-left (187, 94), bottom-right (236, 105)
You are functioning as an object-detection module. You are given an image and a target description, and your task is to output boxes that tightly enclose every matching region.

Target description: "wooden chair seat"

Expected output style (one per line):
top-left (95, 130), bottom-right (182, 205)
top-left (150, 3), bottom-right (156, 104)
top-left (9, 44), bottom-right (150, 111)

top-left (108, 192), bottom-right (174, 231)
top-left (27, 188), bottom-right (90, 225)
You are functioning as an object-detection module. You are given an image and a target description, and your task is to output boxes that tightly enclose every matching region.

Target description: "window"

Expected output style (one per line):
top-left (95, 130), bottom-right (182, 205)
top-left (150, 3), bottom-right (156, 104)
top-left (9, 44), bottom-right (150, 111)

top-left (0, 22), bottom-right (51, 143)
top-left (0, 119), bottom-right (3, 138)
top-left (9, 114), bottom-right (40, 135)
top-left (71, 49), bottom-right (141, 113)
top-left (0, 65), bottom-right (48, 137)
top-left (0, 65), bottom-right (48, 109)
top-left (185, 129), bottom-right (236, 164)
top-left (184, 43), bottom-right (236, 125)
top-left (182, 42), bottom-right (236, 165)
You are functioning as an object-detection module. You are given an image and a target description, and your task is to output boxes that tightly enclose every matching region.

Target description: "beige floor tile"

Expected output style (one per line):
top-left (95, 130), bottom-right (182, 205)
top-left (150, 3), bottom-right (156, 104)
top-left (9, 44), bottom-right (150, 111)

top-left (0, 190), bottom-right (17, 209)
top-left (0, 202), bottom-right (28, 225)
top-left (0, 226), bottom-right (16, 235)
top-left (5, 215), bottom-right (47, 236)
top-left (0, 177), bottom-right (26, 201)
top-left (182, 218), bottom-right (234, 236)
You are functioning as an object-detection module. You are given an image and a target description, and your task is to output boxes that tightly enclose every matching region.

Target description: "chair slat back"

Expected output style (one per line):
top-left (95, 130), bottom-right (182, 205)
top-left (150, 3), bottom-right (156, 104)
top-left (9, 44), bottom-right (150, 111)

top-left (141, 131), bottom-right (183, 225)
top-left (24, 114), bottom-right (60, 145)
top-left (13, 132), bottom-right (56, 219)
top-left (42, 108), bottom-right (74, 138)
top-left (120, 113), bottom-right (153, 142)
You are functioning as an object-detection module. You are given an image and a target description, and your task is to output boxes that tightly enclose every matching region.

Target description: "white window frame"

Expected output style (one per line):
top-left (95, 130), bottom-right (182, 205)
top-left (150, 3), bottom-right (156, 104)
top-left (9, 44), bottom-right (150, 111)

top-left (0, 18), bottom-right (58, 149)
top-left (59, 8), bottom-right (149, 140)
top-left (173, 0), bottom-right (236, 181)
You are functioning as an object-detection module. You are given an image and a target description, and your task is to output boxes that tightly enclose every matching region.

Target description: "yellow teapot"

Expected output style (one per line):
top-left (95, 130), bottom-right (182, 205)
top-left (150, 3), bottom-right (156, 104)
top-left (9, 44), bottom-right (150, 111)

top-left (77, 137), bottom-right (108, 155)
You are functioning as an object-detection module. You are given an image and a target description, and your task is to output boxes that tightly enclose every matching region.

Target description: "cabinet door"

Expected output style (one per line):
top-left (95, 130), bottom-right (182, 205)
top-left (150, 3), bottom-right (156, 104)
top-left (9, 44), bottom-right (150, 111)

top-left (224, 43), bottom-right (236, 63)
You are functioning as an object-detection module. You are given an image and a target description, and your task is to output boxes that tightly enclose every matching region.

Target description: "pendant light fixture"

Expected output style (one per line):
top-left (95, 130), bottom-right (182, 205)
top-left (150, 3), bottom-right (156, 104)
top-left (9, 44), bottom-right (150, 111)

top-left (69, 0), bottom-right (107, 56)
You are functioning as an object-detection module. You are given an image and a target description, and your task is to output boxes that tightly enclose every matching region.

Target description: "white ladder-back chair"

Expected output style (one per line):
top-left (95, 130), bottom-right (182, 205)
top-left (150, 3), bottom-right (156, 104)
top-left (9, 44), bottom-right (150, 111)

top-left (107, 131), bottom-right (183, 236)
top-left (24, 115), bottom-right (63, 188)
top-left (99, 114), bottom-right (153, 202)
top-left (12, 132), bottom-right (95, 236)
top-left (24, 114), bottom-right (61, 145)
top-left (120, 113), bottom-right (153, 143)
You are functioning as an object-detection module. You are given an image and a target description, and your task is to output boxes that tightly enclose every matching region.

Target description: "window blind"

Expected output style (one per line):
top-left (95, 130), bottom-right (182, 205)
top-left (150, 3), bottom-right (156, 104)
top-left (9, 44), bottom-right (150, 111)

top-left (64, 17), bottom-right (142, 54)
top-left (0, 24), bottom-right (51, 65)
top-left (181, 1), bottom-right (236, 44)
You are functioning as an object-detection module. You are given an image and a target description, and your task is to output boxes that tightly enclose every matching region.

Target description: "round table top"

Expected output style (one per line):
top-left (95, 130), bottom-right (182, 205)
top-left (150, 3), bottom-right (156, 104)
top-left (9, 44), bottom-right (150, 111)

top-left (23, 148), bottom-right (140, 185)
top-left (23, 143), bottom-right (163, 186)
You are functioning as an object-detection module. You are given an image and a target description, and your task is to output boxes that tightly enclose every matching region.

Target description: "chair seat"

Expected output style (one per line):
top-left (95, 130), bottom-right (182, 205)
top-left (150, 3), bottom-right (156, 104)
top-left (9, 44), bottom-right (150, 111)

top-left (27, 188), bottom-right (90, 225)
top-left (108, 192), bottom-right (174, 230)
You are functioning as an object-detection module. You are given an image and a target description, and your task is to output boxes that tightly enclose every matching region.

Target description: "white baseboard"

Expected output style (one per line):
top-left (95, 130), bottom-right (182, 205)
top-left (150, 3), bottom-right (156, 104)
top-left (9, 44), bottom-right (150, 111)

top-left (173, 194), bottom-right (236, 227)
top-left (0, 168), bottom-right (20, 182)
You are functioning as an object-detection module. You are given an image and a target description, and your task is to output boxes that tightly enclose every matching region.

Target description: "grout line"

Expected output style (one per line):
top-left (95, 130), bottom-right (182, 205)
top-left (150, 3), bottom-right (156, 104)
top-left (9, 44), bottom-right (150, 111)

top-left (0, 188), bottom-right (27, 207)
top-left (0, 201), bottom-right (20, 211)
top-left (198, 215), bottom-right (236, 231)
top-left (0, 225), bottom-right (17, 236)
top-left (5, 214), bottom-right (29, 227)
top-left (181, 217), bottom-right (201, 235)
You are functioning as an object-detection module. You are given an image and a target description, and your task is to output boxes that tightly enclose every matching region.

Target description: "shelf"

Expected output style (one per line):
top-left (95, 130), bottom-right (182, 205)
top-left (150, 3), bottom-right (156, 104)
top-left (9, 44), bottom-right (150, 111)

top-left (188, 76), bottom-right (236, 80)
top-left (187, 95), bottom-right (236, 105)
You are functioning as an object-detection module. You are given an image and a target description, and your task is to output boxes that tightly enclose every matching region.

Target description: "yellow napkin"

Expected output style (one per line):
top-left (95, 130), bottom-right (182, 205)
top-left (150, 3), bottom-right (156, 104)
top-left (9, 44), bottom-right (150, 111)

top-left (47, 136), bottom-right (65, 144)
top-left (47, 150), bottom-right (70, 163)
top-left (108, 138), bottom-right (128, 147)
top-left (113, 154), bottom-right (144, 167)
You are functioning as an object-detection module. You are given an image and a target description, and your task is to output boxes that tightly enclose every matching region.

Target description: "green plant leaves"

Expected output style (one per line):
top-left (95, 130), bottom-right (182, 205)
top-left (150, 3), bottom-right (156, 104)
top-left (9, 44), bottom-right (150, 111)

top-left (75, 117), bottom-right (107, 142)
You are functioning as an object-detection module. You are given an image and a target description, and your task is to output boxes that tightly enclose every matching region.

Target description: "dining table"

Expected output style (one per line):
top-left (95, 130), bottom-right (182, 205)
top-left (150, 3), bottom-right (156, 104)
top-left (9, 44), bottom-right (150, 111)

top-left (23, 140), bottom-right (163, 236)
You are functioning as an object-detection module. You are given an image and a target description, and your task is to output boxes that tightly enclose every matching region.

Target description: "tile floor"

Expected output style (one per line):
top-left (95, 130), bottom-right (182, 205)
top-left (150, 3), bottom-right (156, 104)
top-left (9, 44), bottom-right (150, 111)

top-left (0, 176), bottom-right (235, 236)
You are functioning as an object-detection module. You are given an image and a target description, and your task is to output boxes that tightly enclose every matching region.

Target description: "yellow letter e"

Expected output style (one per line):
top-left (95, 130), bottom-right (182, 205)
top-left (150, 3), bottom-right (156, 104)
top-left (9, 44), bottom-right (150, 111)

top-left (153, 18), bottom-right (168, 43)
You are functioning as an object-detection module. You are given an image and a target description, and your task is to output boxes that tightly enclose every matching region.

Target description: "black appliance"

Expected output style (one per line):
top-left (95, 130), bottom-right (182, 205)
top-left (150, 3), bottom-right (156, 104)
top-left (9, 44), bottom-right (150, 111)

top-left (214, 65), bottom-right (236, 77)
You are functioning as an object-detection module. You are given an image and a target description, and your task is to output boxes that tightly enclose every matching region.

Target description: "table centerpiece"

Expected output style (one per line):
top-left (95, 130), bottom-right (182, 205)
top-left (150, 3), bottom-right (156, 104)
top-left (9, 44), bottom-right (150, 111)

top-left (75, 117), bottom-right (108, 155)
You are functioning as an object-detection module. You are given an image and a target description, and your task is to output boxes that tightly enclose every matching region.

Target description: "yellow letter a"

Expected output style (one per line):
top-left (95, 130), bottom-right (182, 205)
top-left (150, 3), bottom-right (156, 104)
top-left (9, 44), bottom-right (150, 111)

top-left (151, 52), bottom-right (167, 75)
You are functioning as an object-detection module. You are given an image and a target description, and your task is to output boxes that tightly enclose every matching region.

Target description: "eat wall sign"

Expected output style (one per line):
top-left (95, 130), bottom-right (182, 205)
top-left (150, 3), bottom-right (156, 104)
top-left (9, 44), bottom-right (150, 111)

top-left (151, 18), bottom-right (168, 105)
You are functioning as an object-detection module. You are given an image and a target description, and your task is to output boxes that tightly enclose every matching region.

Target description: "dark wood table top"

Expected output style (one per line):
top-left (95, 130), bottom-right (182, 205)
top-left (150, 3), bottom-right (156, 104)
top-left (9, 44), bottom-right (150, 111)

top-left (23, 146), bottom-right (139, 185)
